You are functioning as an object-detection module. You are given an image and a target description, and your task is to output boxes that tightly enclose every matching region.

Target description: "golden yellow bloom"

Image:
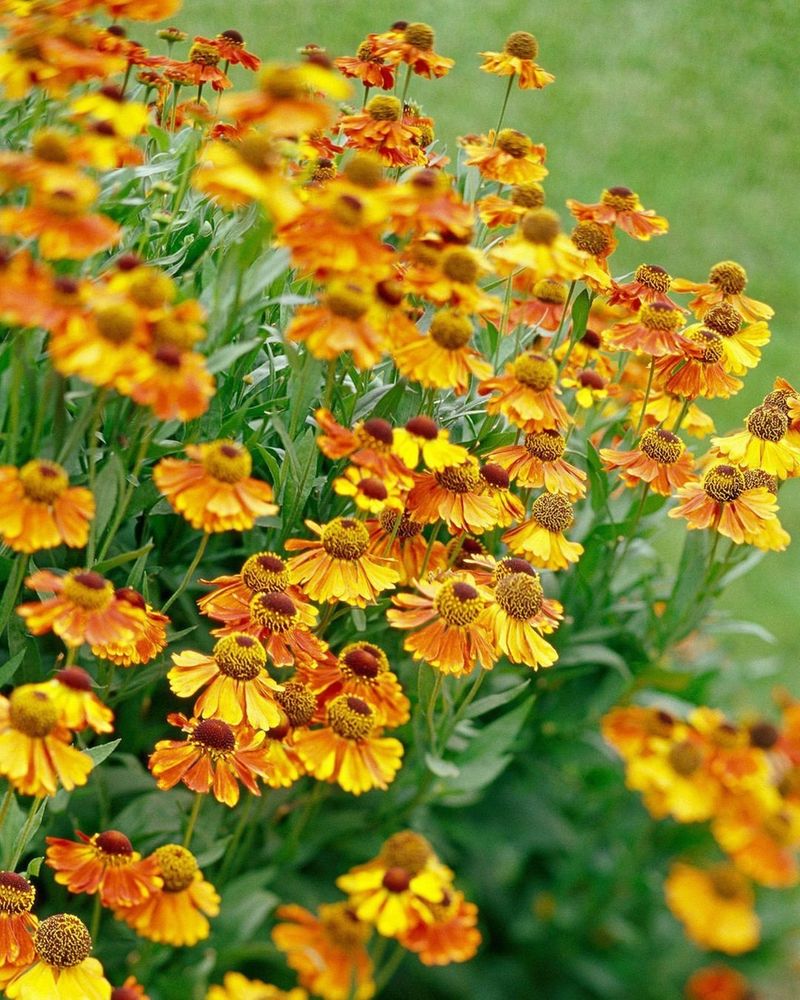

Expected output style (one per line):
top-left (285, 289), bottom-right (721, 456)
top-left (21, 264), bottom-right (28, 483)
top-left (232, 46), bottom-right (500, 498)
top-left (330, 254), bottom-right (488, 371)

top-left (503, 492), bottom-right (583, 570)
top-left (5, 913), bottom-right (110, 1000)
top-left (0, 872), bottom-right (37, 989)
top-left (480, 31), bottom-right (555, 89)
top-left (206, 972), bottom-right (307, 1000)
top-left (664, 863), bottom-right (759, 955)
top-left (0, 460), bottom-right (94, 552)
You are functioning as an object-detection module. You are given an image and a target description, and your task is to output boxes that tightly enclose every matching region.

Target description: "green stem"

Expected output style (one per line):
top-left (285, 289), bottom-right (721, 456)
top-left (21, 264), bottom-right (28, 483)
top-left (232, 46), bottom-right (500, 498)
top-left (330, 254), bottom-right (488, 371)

top-left (634, 357), bottom-right (656, 436)
top-left (426, 672), bottom-right (443, 752)
top-left (372, 941), bottom-right (407, 993)
top-left (85, 389), bottom-right (108, 565)
top-left (399, 64), bottom-right (413, 109)
top-left (5, 332), bottom-right (24, 464)
top-left (0, 554), bottom-right (29, 637)
top-left (89, 892), bottom-right (102, 942)
top-left (95, 421), bottom-right (154, 563)
top-left (418, 524), bottom-right (441, 579)
top-left (217, 795), bottom-right (254, 882)
top-left (162, 533), bottom-right (210, 613)
top-left (182, 792), bottom-right (204, 849)
top-left (492, 74), bottom-right (515, 141)
top-left (0, 786), bottom-right (13, 832)
top-left (7, 796), bottom-right (45, 870)
top-left (671, 398), bottom-right (691, 433)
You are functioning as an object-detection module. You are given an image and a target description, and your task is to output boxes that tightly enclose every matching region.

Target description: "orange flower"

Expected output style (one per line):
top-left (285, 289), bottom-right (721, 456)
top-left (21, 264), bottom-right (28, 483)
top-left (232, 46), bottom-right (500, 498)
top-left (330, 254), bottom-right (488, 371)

top-left (336, 38), bottom-right (395, 90)
top-left (479, 352), bottom-right (569, 432)
top-left (149, 714), bottom-right (273, 807)
top-left (671, 260), bottom-right (773, 324)
top-left (685, 965), bottom-right (752, 1000)
top-left (261, 717), bottom-right (306, 788)
top-left (653, 327), bottom-right (742, 400)
top-left (207, 971), bottom-right (307, 1000)
top-left (712, 795), bottom-right (800, 889)
top-left (223, 60), bottom-right (348, 133)
top-left (475, 463), bottom-right (524, 527)
top-left (5, 913), bottom-right (110, 1000)
top-left (480, 31), bottom-right (554, 89)
top-left (17, 569), bottom-right (146, 649)
top-left (0, 873), bottom-right (37, 990)
top-left (460, 130), bottom-right (548, 185)
top-left (0, 460), bottom-right (94, 553)
top-left (631, 389), bottom-right (715, 439)
top-left (272, 902), bottom-right (374, 1000)
top-left (390, 168), bottom-right (474, 240)
top-left (114, 844), bottom-right (219, 947)
top-left (387, 575), bottom-right (496, 676)
top-left (480, 569), bottom-right (560, 669)
top-left (110, 976), bottom-right (150, 1000)
top-left (406, 461), bottom-right (497, 535)
top-left (293, 695), bottom-right (403, 795)
top-left (606, 262), bottom-right (677, 312)
top-left (168, 633), bottom-right (282, 730)
top-left (665, 863), bottom-right (759, 955)
top-left (509, 275), bottom-right (568, 332)
top-left (92, 589), bottom-right (169, 666)
top-left (45, 830), bottom-right (162, 908)
top-left (38, 667), bottom-right (113, 734)
top-left (0, 685), bottom-right (93, 797)
top-left (600, 428), bottom-right (695, 495)
top-left (503, 492), bottom-right (583, 570)
top-left (314, 409), bottom-right (401, 477)
top-left (669, 464), bottom-right (780, 546)
top-left (286, 280), bottom-right (388, 369)
top-left (340, 96), bottom-right (424, 167)
top-left (625, 731), bottom-right (720, 822)
top-left (370, 22), bottom-right (454, 78)
top-left (391, 309), bottom-right (492, 395)
top-left (566, 186), bottom-right (669, 240)
top-left (490, 429), bottom-right (587, 498)
top-left (125, 344), bottom-right (215, 422)
top-left (154, 440), bottom-right (277, 533)
top-left (605, 302), bottom-right (687, 356)
top-left (398, 889), bottom-right (481, 965)
top-left (286, 518), bottom-right (400, 607)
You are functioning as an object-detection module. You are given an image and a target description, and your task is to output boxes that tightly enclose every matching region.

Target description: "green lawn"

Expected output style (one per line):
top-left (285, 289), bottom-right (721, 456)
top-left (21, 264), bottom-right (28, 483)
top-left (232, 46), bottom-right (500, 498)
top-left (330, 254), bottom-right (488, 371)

top-left (161, 0), bottom-right (799, 660)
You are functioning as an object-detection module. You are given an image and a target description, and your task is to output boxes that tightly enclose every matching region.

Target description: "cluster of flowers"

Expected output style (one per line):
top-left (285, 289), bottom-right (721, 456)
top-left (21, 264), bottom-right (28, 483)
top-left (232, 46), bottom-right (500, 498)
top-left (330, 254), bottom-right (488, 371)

top-left (604, 698), bottom-right (800, 958)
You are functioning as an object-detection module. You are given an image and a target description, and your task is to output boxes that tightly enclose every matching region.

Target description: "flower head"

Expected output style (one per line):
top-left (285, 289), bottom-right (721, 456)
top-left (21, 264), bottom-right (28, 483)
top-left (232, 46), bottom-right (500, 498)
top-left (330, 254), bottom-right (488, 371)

top-left (5, 913), bottom-right (110, 1000)
top-left (45, 830), bottom-right (161, 908)
top-left (0, 460), bottom-right (94, 553)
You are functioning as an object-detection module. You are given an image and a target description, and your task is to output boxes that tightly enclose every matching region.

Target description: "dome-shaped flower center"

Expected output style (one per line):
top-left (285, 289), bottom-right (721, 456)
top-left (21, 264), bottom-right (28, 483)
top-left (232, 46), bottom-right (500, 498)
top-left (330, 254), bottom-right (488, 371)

top-left (709, 260), bottom-right (747, 295)
top-left (44, 188), bottom-right (87, 218)
top-left (532, 278), bottom-right (567, 303)
top-left (685, 327), bottom-right (724, 364)
top-left (320, 902), bottom-right (371, 952)
top-left (639, 428), bottom-right (684, 464)
top-left (601, 186), bottom-right (638, 211)
top-left (511, 182), bottom-right (545, 209)
top-left (703, 464), bottom-right (745, 503)
top-left (33, 128), bottom-right (72, 163)
top-left (358, 476), bottom-right (388, 501)
top-left (344, 152), bottom-right (384, 188)
top-left (367, 94), bottom-right (401, 121)
top-left (520, 207), bottom-right (560, 244)
top-left (62, 569), bottom-right (113, 611)
top-left (405, 415), bottom-right (438, 440)
top-left (326, 281), bottom-right (370, 321)
top-left (375, 277), bottom-right (404, 306)
top-left (330, 193), bottom-right (365, 228)
top-left (260, 64), bottom-right (304, 100)
top-left (55, 666), bottom-right (93, 691)
top-left (189, 40), bottom-right (220, 66)
top-left (504, 30), bottom-right (538, 59)
top-left (578, 370), bottom-right (606, 390)
top-left (249, 591), bottom-right (297, 633)
top-left (495, 571), bottom-right (543, 621)
top-left (237, 133), bottom-right (277, 170)
top-left (441, 248), bottom-right (480, 285)
top-left (708, 864), bottom-right (747, 901)
top-left (9, 686), bottom-right (59, 738)
top-left (634, 263), bottom-right (671, 292)
top-left (434, 578), bottom-right (483, 626)
top-left (213, 632), bottom-right (266, 679)
top-left (241, 551), bottom-right (289, 593)
top-left (512, 352), bottom-right (557, 390)
top-left (531, 492), bottom-right (574, 532)
top-left (571, 221), bottom-right (612, 256)
top-left (581, 329), bottom-right (602, 349)
top-left (0, 871), bottom-right (35, 914)
top-left (94, 300), bottom-right (138, 345)
top-left (667, 741), bottom-right (702, 776)
top-left (382, 866), bottom-right (412, 893)
top-left (126, 269), bottom-right (176, 309)
top-left (328, 695), bottom-right (375, 740)
top-left (745, 404), bottom-right (787, 442)
top-left (18, 459), bottom-right (69, 503)
top-left (358, 417), bottom-right (394, 449)
top-left (480, 463), bottom-right (510, 489)
top-left (434, 462), bottom-right (480, 494)
top-left (35, 913), bottom-right (92, 967)
top-left (639, 302), bottom-right (683, 332)
top-left (403, 21), bottom-right (435, 49)
top-left (341, 647), bottom-right (382, 680)
top-left (524, 429), bottom-right (565, 462)
top-left (201, 440), bottom-right (252, 483)
top-left (496, 129), bottom-right (531, 159)
top-left (748, 721), bottom-right (779, 750)
top-left (276, 682), bottom-right (317, 727)
top-left (155, 844), bottom-right (198, 893)
top-left (703, 302), bottom-right (742, 336)
top-left (95, 830), bottom-right (134, 856)
top-left (378, 507), bottom-right (424, 539)
top-left (379, 830), bottom-right (432, 874)
top-left (762, 388), bottom-right (793, 414)
top-left (446, 536), bottom-right (486, 568)
top-left (193, 718), bottom-right (236, 752)
top-left (742, 469), bottom-right (777, 494)
top-left (494, 557), bottom-right (536, 582)
top-left (153, 344), bottom-right (182, 369)
top-left (321, 518), bottom-right (370, 560)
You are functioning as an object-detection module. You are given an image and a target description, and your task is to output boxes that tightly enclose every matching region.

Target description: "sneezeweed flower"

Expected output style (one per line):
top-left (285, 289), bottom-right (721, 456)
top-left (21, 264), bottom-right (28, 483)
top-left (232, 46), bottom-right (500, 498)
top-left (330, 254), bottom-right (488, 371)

top-left (38, 667), bottom-right (113, 733)
top-left (154, 440), bottom-right (278, 533)
top-left (168, 633), bottom-right (282, 730)
top-left (605, 301), bottom-right (686, 356)
top-left (406, 459), bottom-right (497, 535)
top-left (392, 309), bottom-right (492, 395)
top-left (261, 715), bottom-right (306, 788)
top-left (339, 95), bottom-right (424, 167)
top-left (607, 263), bottom-right (676, 311)
top-left (332, 466), bottom-right (402, 514)
top-left (479, 352), bottom-right (569, 431)
top-left (476, 463), bottom-right (525, 526)
top-left (703, 301), bottom-right (770, 375)
top-left (392, 416), bottom-right (469, 472)
top-left (479, 181), bottom-right (545, 231)
top-left (294, 694), bottom-right (404, 795)
top-left (600, 428), bottom-right (695, 495)
top-left (560, 369), bottom-right (612, 408)
top-left (503, 492), bottom-right (584, 570)
top-left (272, 902), bottom-right (374, 1000)
top-left (510, 273), bottom-right (568, 331)
top-left (111, 977), bottom-right (150, 1000)
top-left (672, 260), bottom-right (773, 323)
top-left (480, 31), bottom-right (555, 89)
top-left (0, 459), bottom-right (94, 552)
top-left (5, 913), bottom-right (110, 1000)
top-left (314, 409), bottom-right (401, 477)
top-left (0, 872), bottom-right (37, 989)
top-left (685, 965), bottom-right (753, 1000)
top-left (669, 464), bottom-right (780, 546)
top-left (664, 863), bottom-right (759, 955)
top-left (631, 389), bottom-right (715, 439)
top-left (566, 185), bottom-right (669, 240)
top-left (398, 889), bottom-right (481, 965)
top-left (366, 508), bottom-right (441, 586)
top-left (480, 568), bottom-right (560, 669)
top-left (625, 733), bottom-right (720, 822)
top-left (149, 714), bottom-right (273, 807)
top-left (285, 518), bottom-right (400, 607)
top-left (114, 845), bottom-right (219, 947)
top-left (387, 575), bottom-right (495, 676)
top-left (402, 242), bottom-right (501, 320)
top-left (0, 685), bottom-right (93, 797)
top-left (92, 589), bottom-right (169, 667)
top-left (490, 428), bottom-right (587, 498)
top-left (336, 37), bottom-right (395, 90)
top-left (370, 21), bottom-right (454, 78)
top-left (303, 642), bottom-right (410, 728)
top-left (206, 971), bottom-right (307, 1000)
top-left (712, 404), bottom-right (800, 478)
top-left (654, 327), bottom-right (742, 400)
top-left (45, 831), bottom-right (162, 908)
top-left (711, 795), bottom-right (800, 889)
top-left (17, 569), bottom-right (146, 649)
top-left (70, 87), bottom-right (149, 138)
top-left (460, 130), bottom-right (548, 184)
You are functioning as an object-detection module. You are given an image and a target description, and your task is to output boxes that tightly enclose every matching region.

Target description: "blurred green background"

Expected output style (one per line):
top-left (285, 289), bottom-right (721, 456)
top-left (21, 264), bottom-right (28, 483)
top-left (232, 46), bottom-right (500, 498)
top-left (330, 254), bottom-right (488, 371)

top-left (159, 0), bottom-right (800, 663)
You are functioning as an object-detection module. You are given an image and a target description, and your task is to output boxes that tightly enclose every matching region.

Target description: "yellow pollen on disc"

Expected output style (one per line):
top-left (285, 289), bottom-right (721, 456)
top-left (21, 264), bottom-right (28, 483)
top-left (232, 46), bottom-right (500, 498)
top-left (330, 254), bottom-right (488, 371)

top-left (430, 310), bottom-right (473, 349)
top-left (343, 152), bottom-right (384, 188)
top-left (320, 902), bottom-right (371, 951)
top-left (434, 463), bottom-right (480, 494)
top-left (62, 569), bottom-right (114, 610)
top-left (571, 221), bottom-right (612, 256)
top-left (634, 263), bottom-right (671, 292)
top-left (743, 469), bottom-right (777, 494)
top-left (126, 269), bottom-right (176, 309)
top-left (241, 551), bottom-right (289, 592)
top-left (321, 518), bottom-right (370, 560)
top-left (511, 182), bottom-right (545, 208)
top-left (709, 260), bottom-right (747, 295)
top-left (327, 695), bottom-right (375, 740)
top-left (18, 459), bottom-right (69, 503)
top-left (532, 278), bottom-right (567, 304)
top-left (745, 405), bottom-right (787, 442)
top-left (367, 94), bottom-right (402, 121)
top-left (496, 129), bottom-right (531, 159)
top-left (504, 30), bottom-right (538, 59)
top-left (639, 302), bottom-right (683, 332)
top-left (32, 128), bottom-right (72, 163)
top-left (441, 247), bottom-right (480, 284)
top-left (378, 507), bottom-right (423, 539)
top-left (201, 440), bottom-right (252, 483)
top-left (703, 464), bottom-right (745, 503)
top-left (639, 428), bottom-right (684, 464)
top-left (531, 492), bottom-right (574, 532)
top-left (155, 844), bottom-right (198, 892)
top-left (326, 281), bottom-right (371, 321)
top-left (519, 208), bottom-right (562, 247)
top-left (685, 327), bottom-right (724, 364)
top-left (403, 22), bottom-right (435, 50)
top-left (601, 186), bottom-right (638, 211)
top-left (213, 632), bottom-right (266, 680)
top-left (189, 40), bottom-right (221, 65)
top-left (276, 682), bottom-right (317, 726)
top-left (34, 914), bottom-right (92, 968)
top-left (495, 571), bottom-right (543, 621)
top-left (434, 578), bottom-right (483, 626)
top-left (513, 353), bottom-right (557, 390)
top-left (704, 302), bottom-right (743, 336)
top-left (0, 872), bottom-right (35, 913)
top-left (379, 831), bottom-right (433, 874)
top-left (667, 741), bottom-right (702, 776)
top-left (708, 864), bottom-right (748, 901)
top-left (249, 590), bottom-right (298, 633)
top-left (94, 301), bottom-right (138, 344)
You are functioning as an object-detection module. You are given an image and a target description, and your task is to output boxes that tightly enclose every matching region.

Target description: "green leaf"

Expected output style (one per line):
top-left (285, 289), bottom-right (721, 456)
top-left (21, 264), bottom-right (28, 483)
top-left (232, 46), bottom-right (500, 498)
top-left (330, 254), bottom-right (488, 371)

top-left (92, 453), bottom-right (124, 540)
top-left (425, 753), bottom-right (460, 778)
top-left (0, 649), bottom-right (25, 687)
top-left (569, 288), bottom-right (591, 341)
top-left (465, 678), bottom-right (530, 718)
top-left (207, 338), bottom-right (262, 375)
top-left (25, 856), bottom-right (43, 877)
top-left (84, 739), bottom-right (121, 767)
